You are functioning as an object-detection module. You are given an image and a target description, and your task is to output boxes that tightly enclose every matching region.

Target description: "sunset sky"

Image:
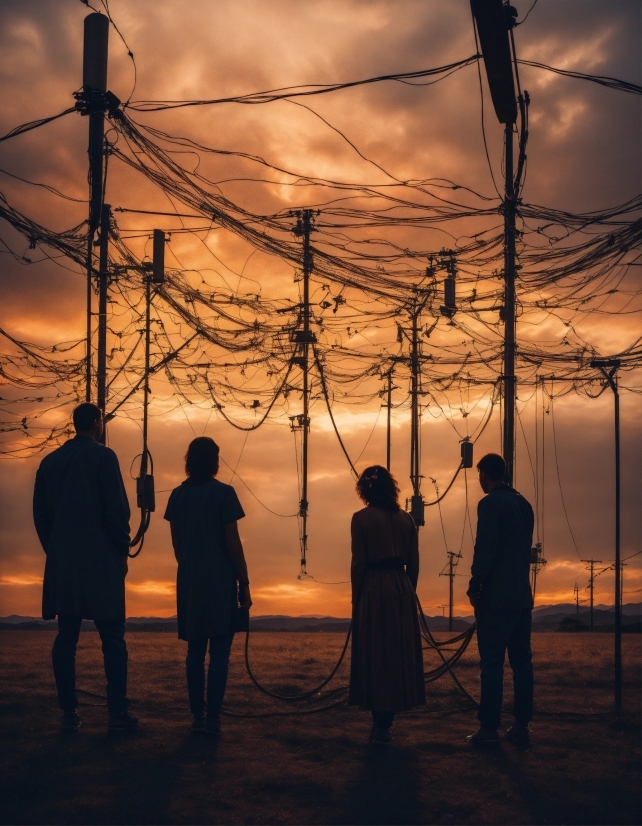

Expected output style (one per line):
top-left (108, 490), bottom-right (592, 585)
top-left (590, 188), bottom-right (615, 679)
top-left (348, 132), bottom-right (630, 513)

top-left (0, 0), bottom-right (640, 619)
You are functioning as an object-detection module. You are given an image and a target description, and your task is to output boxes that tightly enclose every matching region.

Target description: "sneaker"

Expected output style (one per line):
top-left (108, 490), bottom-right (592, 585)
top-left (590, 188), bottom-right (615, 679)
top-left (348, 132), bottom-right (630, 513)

top-left (370, 726), bottom-right (392, 746)
top-left (61, 711), bottom-right (81, 731)
top-left (466, 727), bottom-right (500, 747)
top-left (191, 714), bottom-right (206, 734)
top-left (505, 724), bottom-right (530, 747)
top-left (108, 710), bottom-right (139, 732)
top-left (204, 716), bottom-right (221, 736)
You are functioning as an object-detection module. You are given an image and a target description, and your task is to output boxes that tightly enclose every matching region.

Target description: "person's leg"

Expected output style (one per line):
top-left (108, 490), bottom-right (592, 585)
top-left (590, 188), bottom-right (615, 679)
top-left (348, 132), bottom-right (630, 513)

top-left (186, 638), bottom-right (208, 716)
top-left (206, 633), bottom-right (234, 720)
top-left (507, 609), bottom-right (533, 727)
top-left (372, 711), bottom-right (394, 730)
top-left (476, 614), bottom-right (507, 732)
top-left (95, 619), bottom-right (129, 714)
top-left (52, 615), bottom-right (82, 712)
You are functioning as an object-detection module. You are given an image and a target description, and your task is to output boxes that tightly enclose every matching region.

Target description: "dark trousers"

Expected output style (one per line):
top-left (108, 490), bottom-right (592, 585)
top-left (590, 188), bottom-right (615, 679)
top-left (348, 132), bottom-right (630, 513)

top-left (371, 711), bottom-right (395, 729)
top-left (52, 615), bottom-right (129, 714)
top-left (186, 633), bottom-right (234, 718)
top-left (476, 608), bottom-right (533, 730)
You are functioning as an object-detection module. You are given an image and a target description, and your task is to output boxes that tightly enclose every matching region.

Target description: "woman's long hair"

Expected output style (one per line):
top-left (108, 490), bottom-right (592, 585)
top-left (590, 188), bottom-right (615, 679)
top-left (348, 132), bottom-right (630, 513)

top-left (356, 465), bottom-right (400, 512)
top-left (185, 437), bottom-right (220, 482)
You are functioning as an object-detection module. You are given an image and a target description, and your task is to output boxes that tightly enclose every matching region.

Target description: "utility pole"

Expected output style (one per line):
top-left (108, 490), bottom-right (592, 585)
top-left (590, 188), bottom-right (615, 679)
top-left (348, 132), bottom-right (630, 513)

top-left (530, 541), bottom-right (547, 602)
top-left (292, 210), bottom-right (316, 578)
top-left (470, 0), bottom-right (522, 486)
top-left (502, 121), bottom-right (517, 485)
top-left (582, 559), bottom-right (602, 632)
top-left (79, 13), bottom-right (109, 401)
top-left (409, 291), bottom-right (426, 527)
top-left (574, 583), bottom-right (580, 617)
top-left (384, 367), bottom-right (394, 471)
top-left (96, 203), bottom-right (111, 443)
top-left (440, 551), bottom-right (463, 631)
top-left (590, 358), bottom-right (622, 709)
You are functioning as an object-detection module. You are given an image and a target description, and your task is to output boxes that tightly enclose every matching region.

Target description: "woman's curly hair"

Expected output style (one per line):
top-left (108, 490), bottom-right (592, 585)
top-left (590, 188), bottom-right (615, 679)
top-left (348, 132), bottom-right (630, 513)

top-left (356, 465), bottom-right (400, 511)
top-left (185, 436), bottom-right (220, 482)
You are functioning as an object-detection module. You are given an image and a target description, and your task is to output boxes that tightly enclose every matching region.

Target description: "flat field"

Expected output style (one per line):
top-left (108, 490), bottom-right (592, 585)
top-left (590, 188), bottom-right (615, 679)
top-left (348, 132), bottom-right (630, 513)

top-left (0, 630), bottom-right (640, 825)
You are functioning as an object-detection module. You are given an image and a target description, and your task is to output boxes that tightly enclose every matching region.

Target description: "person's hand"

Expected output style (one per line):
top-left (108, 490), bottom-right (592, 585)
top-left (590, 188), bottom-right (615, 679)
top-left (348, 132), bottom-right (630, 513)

top-left (239, 584), bottom-right (252, 609)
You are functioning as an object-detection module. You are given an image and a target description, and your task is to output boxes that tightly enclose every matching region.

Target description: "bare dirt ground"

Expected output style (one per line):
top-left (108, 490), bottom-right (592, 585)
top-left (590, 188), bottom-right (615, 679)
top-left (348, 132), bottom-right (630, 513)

top-left (0, 630), bottom-right (640, 825)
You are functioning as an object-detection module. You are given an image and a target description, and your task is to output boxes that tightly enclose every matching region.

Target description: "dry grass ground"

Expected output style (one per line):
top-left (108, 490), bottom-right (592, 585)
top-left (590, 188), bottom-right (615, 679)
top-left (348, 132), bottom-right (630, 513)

top-left (0, 630), bottom-right (640, 825)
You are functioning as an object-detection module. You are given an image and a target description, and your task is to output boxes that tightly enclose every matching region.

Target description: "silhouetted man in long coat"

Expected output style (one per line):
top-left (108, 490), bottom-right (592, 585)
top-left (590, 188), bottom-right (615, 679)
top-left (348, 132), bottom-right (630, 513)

top-left (466, 452), bottom-right (534, 747)
top-left (33, 403), bottom-right (137, 731)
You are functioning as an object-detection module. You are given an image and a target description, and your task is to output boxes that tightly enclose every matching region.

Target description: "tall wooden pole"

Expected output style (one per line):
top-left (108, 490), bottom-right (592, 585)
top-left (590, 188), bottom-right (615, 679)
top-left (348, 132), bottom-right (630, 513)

top-left (82, 13), bottom-right (109, 401)
top-left (96, 203), bottom-right (110, 443)
top-left (294, 210), bottom-right (315, 577)
top-left (502, 122), bottom-right (517, 486)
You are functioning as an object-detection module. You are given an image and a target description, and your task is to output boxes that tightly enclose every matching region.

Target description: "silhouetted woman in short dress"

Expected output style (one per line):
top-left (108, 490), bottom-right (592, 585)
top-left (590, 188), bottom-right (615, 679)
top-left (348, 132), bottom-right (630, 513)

top-left (349, 465), bottom-right (425, 744)
top-left (164, 437), bottom-right (251, 734)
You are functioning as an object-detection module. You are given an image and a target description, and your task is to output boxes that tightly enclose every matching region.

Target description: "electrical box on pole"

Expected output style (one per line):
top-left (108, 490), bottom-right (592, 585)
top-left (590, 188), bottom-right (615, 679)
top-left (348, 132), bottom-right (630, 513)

top-left (470, 0), bottom-right (517, 125)
top-left (460, 439), bottom-right (473, 469)
top-left (152, 229), bottom-right (165, 284)
top-left (83, 13), bottom-right (109, 93)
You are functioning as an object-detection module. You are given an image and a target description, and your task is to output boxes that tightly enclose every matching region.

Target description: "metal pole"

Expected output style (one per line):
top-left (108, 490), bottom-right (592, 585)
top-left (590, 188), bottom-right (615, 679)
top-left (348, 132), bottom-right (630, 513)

top-left (448, 553), bottom-right (454, 632)
top-left (141, 274), bottom-right (151, 475)
top-left (82, 13), bottom-right (109, 401)
top-left (614, 376), bottom-right (622, 709)
top-left (591, 359), bottom-right (622, 708)
top-left (410, 300), bottom-right (420, 498)
top-left (96, 203), bottom-right (110, 443)
top-left (502, 122), bottom-right (516, 486)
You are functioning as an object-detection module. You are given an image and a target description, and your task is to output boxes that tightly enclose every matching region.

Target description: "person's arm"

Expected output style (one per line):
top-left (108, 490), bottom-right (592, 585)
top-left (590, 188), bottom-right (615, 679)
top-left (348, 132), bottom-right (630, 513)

top-left (350, 513), bottom-right (367, 606)
top-left (99, 449), bottom-right (131, 558)
top-left (468, 496), bottom-right (500, 606)
top-left (33, 466), bottom-right (51, 553)
top-left (405, 515), bottom-right (419, 591)
top-left (223, 521), bottom-right (252, 609)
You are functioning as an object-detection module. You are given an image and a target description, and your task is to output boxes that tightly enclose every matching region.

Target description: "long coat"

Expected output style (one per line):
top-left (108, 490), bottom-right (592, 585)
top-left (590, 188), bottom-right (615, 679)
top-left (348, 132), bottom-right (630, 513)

top-left (33, 435), bottom-right (131, 622)
top-left (468, 484), bottom-right (534, 615)
top-left (348, 505), bottom-right (426, 712)
top-left (164, 478), bottom-right (245, 641)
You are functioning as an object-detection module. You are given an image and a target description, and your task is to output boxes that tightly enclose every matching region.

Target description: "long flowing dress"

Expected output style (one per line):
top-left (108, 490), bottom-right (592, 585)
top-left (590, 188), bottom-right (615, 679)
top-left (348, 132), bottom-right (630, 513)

top-left (348, 505), bottom-right (426, 712)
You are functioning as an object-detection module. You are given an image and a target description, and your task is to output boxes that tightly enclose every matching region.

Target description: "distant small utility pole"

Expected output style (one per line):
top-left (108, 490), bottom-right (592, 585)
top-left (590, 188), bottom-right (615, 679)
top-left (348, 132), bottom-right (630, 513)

top-left (574, 583), bottom-right (580, 617)
top-left (582, 559), bottom-right (602, 632)
top-left (440, 551), bottom-right (463, 631)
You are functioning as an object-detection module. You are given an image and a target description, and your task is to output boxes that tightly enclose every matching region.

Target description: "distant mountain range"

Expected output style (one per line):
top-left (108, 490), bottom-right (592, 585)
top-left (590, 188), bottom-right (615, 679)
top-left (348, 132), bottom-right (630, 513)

top-left (1, 603), bottom-right (639, 632)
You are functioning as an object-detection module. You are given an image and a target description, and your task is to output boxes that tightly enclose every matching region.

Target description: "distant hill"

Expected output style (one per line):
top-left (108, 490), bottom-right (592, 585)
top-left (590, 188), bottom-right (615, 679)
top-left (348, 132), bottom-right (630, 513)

top-left (1, 603), bottom-right (639, 632)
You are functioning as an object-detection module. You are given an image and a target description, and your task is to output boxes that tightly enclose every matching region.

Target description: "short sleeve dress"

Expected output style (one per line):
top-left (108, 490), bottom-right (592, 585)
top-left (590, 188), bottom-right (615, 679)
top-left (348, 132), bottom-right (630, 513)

top-left (164, 478), bottom-right (245, 641)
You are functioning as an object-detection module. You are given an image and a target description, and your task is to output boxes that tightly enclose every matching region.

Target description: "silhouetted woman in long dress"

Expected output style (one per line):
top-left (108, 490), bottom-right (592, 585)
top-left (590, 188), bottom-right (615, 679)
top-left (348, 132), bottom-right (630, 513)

top-left (349, 465), bottom-right (425, 744)
top-left (165, 437), bottom-right (251, 734)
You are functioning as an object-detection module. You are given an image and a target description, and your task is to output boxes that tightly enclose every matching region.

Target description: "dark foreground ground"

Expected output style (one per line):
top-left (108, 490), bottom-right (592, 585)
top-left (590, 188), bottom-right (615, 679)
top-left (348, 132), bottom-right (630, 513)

top-left (0, 630), bottom-right (640, 825)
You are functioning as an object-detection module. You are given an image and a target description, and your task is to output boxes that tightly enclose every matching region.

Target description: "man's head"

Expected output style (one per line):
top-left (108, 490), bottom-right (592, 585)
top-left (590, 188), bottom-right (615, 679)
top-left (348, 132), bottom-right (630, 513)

top-left (476, 452), bottom-right (506, 493)
top-left (73, 403), bottom-right (103, 441)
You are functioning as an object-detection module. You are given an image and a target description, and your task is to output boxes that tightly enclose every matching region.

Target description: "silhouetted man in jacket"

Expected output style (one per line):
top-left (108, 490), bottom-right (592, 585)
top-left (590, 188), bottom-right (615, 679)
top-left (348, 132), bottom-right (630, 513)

top-left (466, 452), bottom-right (534, 747)
top-left (33, 403), bottom-right (137, 732)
